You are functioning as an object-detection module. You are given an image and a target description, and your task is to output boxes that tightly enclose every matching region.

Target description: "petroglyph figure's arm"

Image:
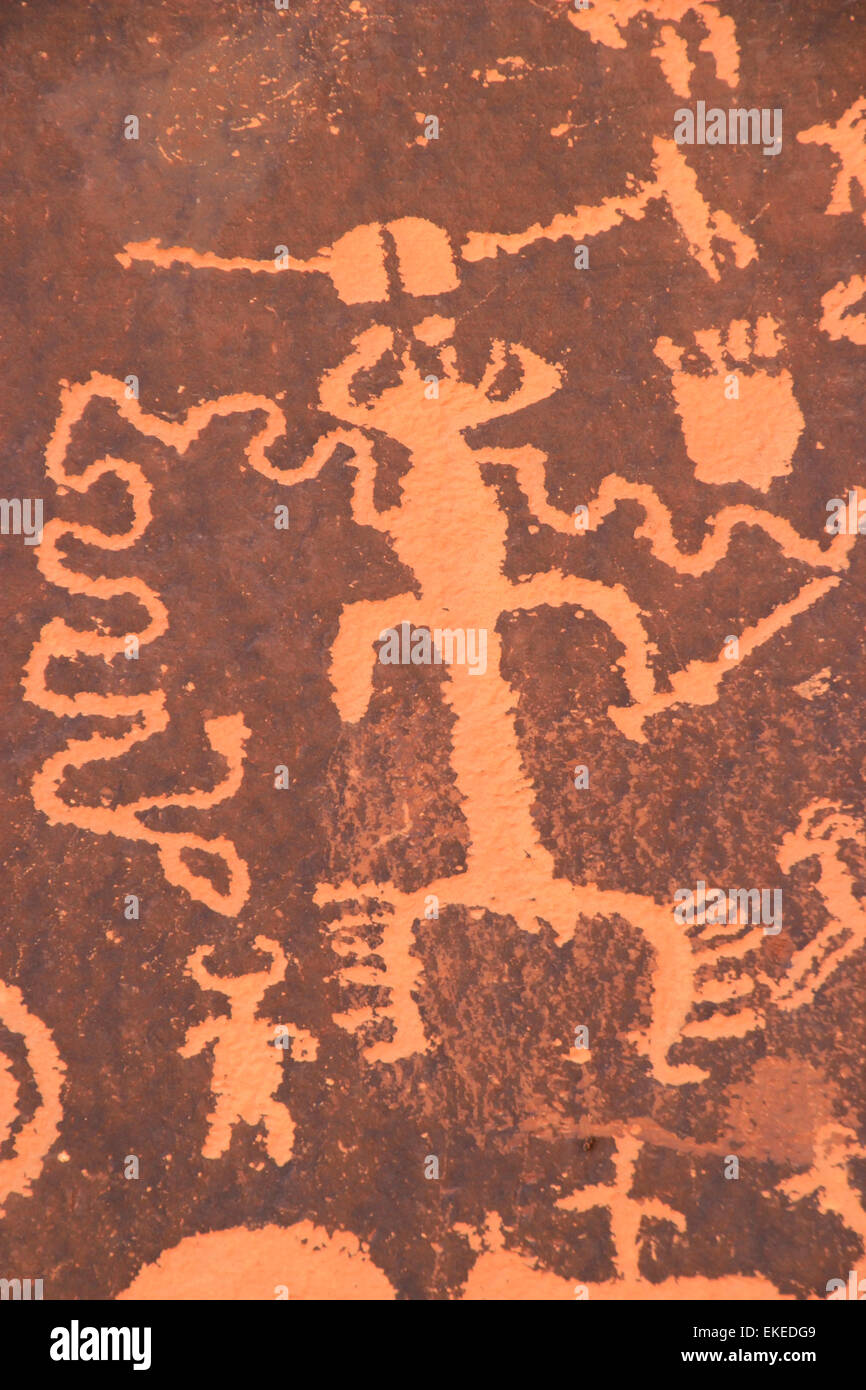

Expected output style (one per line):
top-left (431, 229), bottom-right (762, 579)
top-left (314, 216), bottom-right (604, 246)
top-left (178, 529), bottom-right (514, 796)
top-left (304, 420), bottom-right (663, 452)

top-left (502, 571), bottom-right (656, 707)
top-left (178, 1019), bottom-right (219, 1059)
top-left (820, 275), bottom-right (866, 346)
top-left (318, 325), bottom-right (395, 426)
top-left (496, 449), bottom-right (854, 578)
top-left (639, 1197), bottom-right (687, 1232)
top-left (463, 342), bottom-right (562, 426)
top-left (329, 595), bottom-right (420, 724)
top-left (491, 447), bottom-right (851, 743)
top-left (184, 946), bottom-right (225, 993)
top-left (251, 936), bottom-right (289, 989)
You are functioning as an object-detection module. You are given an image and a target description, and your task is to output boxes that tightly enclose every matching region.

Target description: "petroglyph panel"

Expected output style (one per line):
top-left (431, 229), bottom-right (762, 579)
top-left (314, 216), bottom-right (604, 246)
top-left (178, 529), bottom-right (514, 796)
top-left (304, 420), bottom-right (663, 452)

top-left (2, 0), bottom-right (865, 1303)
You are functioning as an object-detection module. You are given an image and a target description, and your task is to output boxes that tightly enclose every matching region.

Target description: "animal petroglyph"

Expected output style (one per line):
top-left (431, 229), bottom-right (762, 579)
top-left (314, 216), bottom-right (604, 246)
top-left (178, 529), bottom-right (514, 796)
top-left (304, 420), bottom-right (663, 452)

top-left (0, 979), bottom-right (65, 1214)
top-left (180, 937), bottom-right (317, 1165)
top-left (670, 801), bottom-right (866, 1049)
top-left (22, 374), bottom-right (282, 915)
top-left (773, 802), bottom-right (866, 1011)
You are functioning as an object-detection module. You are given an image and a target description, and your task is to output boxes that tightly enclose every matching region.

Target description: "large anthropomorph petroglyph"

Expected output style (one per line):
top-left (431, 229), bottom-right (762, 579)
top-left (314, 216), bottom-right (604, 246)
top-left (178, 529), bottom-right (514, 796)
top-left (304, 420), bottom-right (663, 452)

top-left (24, 186), bottom-right (862, 1090)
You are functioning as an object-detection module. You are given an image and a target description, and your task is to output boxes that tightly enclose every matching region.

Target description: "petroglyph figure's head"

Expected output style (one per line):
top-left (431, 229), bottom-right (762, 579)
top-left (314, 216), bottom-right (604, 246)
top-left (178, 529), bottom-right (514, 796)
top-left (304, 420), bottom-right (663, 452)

top-left (319, 321), bottom-right (562, 439)
top-left (185, 937), bottom-right (288, 1002)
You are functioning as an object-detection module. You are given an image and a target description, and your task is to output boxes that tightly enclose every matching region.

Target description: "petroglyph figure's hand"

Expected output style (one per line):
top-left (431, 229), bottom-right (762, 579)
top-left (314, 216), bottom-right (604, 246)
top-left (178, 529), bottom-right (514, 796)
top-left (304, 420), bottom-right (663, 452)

top-left (655, 316), bottom-right (804, 490)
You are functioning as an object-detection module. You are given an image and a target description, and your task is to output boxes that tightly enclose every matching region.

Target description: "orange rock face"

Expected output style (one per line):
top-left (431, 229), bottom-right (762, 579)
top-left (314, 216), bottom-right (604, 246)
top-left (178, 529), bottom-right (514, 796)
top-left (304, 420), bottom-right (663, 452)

top-left (1, 0), bottom-right (865, 1304)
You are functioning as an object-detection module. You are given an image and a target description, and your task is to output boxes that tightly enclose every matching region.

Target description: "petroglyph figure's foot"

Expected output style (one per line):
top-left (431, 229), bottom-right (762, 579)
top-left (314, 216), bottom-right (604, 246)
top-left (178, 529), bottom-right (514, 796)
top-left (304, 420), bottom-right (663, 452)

top-left (773, 800), bottom-right (866, 1010)
top-left (317, 864), bottom-right (770, 1087)
top-left (315, 881), bottom-right (429, 1063)
top-left (655, 316), bottom-right (803, 490)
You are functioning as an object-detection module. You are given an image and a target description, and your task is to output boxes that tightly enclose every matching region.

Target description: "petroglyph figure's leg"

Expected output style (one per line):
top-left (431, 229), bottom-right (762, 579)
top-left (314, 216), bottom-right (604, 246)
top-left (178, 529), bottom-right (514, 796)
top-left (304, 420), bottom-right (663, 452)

top-left (201, 1099), bottom-right (234, 1161)
top-left (574, 886), bottom-right (711, 1085)
top-left (262, 1101), bottom-right (297, 1167)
